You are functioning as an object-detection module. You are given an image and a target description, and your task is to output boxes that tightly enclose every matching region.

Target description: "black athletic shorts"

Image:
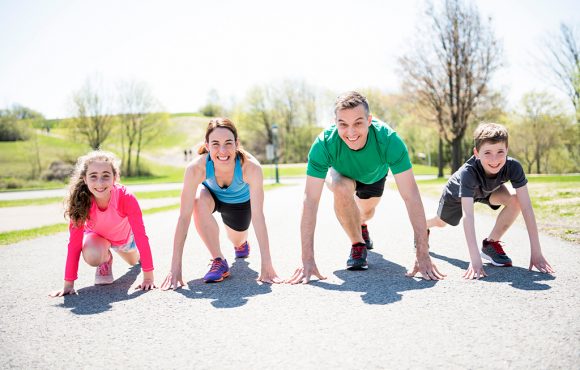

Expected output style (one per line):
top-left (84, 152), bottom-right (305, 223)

top-left (355, 176), bottom-right (387, 199)
top-left (203, 185), bottom-right (252, 232)
top-left (437, 193), bottom-right (501, 226)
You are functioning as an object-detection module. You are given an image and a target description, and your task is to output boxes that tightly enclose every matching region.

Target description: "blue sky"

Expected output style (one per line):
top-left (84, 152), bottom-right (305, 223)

top-left (0, 0), bottom-right (578, 118)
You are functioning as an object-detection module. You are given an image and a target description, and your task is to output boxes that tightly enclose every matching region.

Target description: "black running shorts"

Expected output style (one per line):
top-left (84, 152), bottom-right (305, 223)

top-left (355, 176), bottom-right (387, 199)
top-left (203, 185), bottom-right (252, 232)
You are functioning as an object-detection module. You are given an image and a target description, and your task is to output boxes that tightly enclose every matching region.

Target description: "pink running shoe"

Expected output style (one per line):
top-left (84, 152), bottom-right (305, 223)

top-left (95, 251), bottom-right (114, 285)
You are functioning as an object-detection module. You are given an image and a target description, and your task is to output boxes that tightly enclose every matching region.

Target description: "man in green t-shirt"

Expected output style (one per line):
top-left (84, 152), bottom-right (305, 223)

top-left (287, 91), bottom-right (445, 283)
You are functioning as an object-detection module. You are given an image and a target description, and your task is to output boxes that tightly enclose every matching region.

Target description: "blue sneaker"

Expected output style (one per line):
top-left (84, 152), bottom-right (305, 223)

top-left (235, 241), bottom-right (250, 258)
top-left (346, 243), bottom-right (368, 270)
top-left (203, 257), bottom-right (230, 283)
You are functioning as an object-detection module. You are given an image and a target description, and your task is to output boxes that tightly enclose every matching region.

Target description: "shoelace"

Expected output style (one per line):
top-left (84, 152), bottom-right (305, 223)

top-left (208, 259), bottom-right (223, 272)
top-left (351, 245), bottom-right (366, 259)
top-left (97, 262), bottom-right (110, 276)
top-left (235, 242), bottom-right (247, 252)
top-left (489, 240), bottom-right (507, 255)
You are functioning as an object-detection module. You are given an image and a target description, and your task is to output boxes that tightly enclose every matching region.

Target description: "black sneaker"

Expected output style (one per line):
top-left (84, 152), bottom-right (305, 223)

top-left (481, 239), bottom-right (512, 267)
top-left (347, 243), bottom-right (368, 270)
top-left (361, 224), bottom-right (373, 250)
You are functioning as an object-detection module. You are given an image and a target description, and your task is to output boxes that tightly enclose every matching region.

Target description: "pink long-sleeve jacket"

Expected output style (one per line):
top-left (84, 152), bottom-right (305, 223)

top-left (64, 184), bottom-right (154, 281)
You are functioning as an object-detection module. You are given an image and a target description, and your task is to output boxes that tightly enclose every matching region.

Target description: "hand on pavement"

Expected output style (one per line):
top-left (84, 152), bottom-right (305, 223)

top-left (49, 282), bottom-right (76, 297)
top-left (406, 253), bottom-right (446, 280)
top-left (135, 278), bottom-right (157, 291)
top-left (258, 266), bottom-right (283, 284)
top-left (529, 254), bottom-right (555, 274)
top-left (160, 271), bottom-right (185, 291)
top-left (462, 263), bottom-right (487, 280)
top-left (286, 260), bottom-right (326, 284)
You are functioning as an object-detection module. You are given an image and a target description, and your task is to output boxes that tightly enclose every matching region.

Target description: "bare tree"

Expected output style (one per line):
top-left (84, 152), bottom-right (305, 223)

top-left (117, 80), bottom-right (161, 176)
top-left (71, 77), bottom-right (113, 150)
top-left (399, 0), bottom-right (502, 174)
top-left (543, 23), bottom-right (580, 122)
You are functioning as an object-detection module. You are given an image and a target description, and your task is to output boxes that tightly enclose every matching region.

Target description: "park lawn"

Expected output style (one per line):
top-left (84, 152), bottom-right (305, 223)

top-left (0, 183), bottom-right (286, 245)
top-left (409, 175), bottom-right (580, 244)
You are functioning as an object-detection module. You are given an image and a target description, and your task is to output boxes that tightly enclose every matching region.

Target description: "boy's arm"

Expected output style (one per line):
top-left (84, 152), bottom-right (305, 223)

top-left (461, 197), bottom-right (487, 279)
top-left (515, 185), bottom-right (554, 273)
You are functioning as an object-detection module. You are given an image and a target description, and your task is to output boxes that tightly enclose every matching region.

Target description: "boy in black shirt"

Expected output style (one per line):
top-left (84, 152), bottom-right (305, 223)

top-left (418, 123), bottom-right (553, 279)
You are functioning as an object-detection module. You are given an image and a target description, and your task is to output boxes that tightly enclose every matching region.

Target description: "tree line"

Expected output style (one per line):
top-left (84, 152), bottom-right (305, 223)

top-left (1, 0), bottom-right (578, 179)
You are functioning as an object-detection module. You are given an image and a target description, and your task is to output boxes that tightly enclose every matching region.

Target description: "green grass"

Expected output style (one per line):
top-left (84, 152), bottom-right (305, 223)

top-left (409, 175), bottom-right (580, 244)
top-left (0, 223), bottom-right (68, 245)
top-left (0, 197), bottom-right (64, 207)
top-left (0, 183), bottom-right (288, 245)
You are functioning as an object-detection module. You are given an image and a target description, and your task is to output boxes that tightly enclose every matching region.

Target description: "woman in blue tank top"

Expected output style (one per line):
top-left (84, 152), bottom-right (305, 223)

top-left (161, 118), bottom-right (281, 286)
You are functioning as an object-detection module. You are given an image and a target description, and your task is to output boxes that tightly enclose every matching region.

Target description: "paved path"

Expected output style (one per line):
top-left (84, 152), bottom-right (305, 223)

top-left (0, 180), bottom-right (578, 369)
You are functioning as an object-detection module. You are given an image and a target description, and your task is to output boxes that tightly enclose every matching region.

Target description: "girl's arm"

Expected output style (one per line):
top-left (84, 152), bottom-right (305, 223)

top-left (244, 159), bottom-right (281, 284)
top-left (123, 191), bottom-right (154, 274)
top-left (50, 223), bottom-right (84, 297)
top-left (122, 190), bottom-right (155, 290)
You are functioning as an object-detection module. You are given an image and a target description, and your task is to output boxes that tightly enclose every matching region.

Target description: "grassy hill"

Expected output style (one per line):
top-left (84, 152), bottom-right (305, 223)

top-left (0, 114), bottom-right (209, 189)
top-left (0, 114), bottom-right (440, 190)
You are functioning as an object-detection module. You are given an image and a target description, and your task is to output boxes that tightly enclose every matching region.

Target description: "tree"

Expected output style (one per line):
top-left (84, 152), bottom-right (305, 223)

top-left (510, 92), bottom-right (569, 174)
top-left (117, 80), bottom-right (161, 176)
top-left (236, 80), bottom-right (321, 163)
top-left (543, 23), bottom-right (580, 122)
top-left (71, 77), bottom-right (113, 150)
top-left (0, 104), bottom-right (43, 141)
top-left (199, 89), bottom-right (224, 117)
top-left (399, 0), bottom-right (502, 175)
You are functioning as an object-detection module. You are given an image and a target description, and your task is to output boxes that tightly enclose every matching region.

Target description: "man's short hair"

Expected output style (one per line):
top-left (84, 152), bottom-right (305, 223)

top-left (334, 91), bottom-right (370, 116)
top-left (473, 122), bottom-right (509, 151)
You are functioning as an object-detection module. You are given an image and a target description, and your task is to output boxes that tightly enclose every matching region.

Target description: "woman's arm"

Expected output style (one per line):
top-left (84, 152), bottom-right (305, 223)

top-left (161, 156), bottom-right (206, 290)
top-left (244, 158), bottom-right (281, 283)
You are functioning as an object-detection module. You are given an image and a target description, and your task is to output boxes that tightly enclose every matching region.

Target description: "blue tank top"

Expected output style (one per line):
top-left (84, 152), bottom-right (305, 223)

top-left (202, 155), bottom-right (250, 204)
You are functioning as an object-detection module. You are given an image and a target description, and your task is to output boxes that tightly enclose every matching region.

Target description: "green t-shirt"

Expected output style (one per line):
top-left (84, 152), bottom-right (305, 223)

top-left (306, 119), bottom-right (412, 184)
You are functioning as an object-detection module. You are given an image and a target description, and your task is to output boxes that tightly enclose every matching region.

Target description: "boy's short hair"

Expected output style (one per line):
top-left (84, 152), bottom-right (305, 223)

top-left (334, 91), bottom-right (370, 116)
top-left (473, 122), bottom-right (509, 151)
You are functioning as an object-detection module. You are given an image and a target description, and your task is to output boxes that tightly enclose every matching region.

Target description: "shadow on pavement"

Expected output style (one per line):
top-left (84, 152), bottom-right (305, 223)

top-left (176, 258), bottom-right (272, 308)
top-left (310, 250), bottom-right (438, 305)
top-left (429, 251), bottom-right (555, 290)
top-left (57, 264), bottom-right (147, 315)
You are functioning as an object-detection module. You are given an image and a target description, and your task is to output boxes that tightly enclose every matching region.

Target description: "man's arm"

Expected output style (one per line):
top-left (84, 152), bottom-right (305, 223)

top-left (515, 185), bottom-right (554, 273)
top-left (394, 168), bottom-right (445, 280)
top-left (287, 175), bottom-right (327, 284)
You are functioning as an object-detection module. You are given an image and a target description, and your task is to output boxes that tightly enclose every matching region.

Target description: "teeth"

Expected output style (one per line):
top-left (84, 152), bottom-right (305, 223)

top-left (217, 156), bottom-right (229, 161)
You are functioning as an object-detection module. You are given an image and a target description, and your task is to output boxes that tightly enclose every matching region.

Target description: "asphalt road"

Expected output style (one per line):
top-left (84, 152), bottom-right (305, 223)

top-left (0, 180), bottom-right (578, 369)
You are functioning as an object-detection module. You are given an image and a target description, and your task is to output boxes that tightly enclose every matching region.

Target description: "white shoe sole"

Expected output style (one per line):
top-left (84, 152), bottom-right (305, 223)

top-left (480, 252), bottom-right (511, 267)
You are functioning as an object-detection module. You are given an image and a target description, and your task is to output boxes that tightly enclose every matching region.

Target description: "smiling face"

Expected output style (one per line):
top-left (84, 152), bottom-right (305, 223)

top-left (205, 127), bottom-right (238, 167)
top-left (83, 160), bottom-right (115, 203)
top-left (335, 105), bottom-right (372, 151)
top-left (474, 141), bottom-right (508, 176)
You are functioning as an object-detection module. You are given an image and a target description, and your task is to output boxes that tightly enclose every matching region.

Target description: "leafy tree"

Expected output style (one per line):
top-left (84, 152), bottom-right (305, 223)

top-left (510, 92), bottom-right (570, 174)
top-left (0, 104), bottom-right (43, 141)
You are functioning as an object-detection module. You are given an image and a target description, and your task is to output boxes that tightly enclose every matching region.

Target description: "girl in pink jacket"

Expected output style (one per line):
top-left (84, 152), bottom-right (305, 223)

top-left (50, 150), bottom-right (155, 297)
